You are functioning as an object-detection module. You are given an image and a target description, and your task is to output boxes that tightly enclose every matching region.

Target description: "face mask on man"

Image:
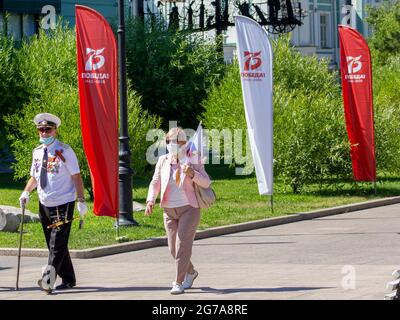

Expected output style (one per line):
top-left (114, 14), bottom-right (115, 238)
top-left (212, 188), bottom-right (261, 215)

top-left (40, 136), bottom-right (55, 145)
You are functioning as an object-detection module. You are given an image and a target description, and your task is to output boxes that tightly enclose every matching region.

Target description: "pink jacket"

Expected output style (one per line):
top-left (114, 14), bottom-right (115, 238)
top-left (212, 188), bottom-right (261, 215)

top-left (146, 154), bottom-right (211, 208)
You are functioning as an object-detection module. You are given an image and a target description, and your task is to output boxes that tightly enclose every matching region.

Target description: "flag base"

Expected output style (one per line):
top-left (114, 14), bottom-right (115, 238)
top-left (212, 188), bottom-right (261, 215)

top-left (115, 236), bottom-right (129, 242)
top-left (114, 214), bottom-right (139, 227)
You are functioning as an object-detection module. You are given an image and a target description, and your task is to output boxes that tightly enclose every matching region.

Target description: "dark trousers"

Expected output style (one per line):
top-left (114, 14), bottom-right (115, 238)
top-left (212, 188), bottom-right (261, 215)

top-left (39, 201), bottom-right (76, 285)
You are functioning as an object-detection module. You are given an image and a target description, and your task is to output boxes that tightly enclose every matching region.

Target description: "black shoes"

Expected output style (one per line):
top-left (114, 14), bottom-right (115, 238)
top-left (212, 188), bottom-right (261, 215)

top-left (55, 282), bottom-right (76, 290)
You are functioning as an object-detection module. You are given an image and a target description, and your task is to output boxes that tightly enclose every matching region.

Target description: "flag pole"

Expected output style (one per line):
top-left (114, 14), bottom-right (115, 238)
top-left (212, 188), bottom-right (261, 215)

top-left (115, 211), bottom-right (128, 242)
top-left (115, 215), bottom-right (120, 240)
top-left (373, 180), bottom-right (377, 195)
top-left (270, 195), bottom-right (274, 214)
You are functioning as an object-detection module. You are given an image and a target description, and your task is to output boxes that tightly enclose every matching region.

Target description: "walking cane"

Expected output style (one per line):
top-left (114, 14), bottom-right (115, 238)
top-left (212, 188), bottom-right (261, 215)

top-left (15, 203), bottom-right (26, 291)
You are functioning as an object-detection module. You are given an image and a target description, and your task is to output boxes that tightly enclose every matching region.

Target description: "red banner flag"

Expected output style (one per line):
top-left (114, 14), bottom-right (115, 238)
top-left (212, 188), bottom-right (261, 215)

top-left (338, 25), bottom-right (376, 181)
top-left (76, 5), bottom-right (119, 217)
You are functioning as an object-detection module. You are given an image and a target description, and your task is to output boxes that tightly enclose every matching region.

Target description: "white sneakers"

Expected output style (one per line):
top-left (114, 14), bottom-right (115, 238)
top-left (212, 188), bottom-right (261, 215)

top-left (170, 270), bottom-right (199, 294)
top-left (183, 270), bottom-right (199, 289)
top-left (170, 282), bottom-right (185, 295)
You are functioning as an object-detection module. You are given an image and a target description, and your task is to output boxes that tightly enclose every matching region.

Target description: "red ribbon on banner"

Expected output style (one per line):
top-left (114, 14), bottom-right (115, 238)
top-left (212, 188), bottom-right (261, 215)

top-left (76, 5), bottom-right (119, 217)
top-left (338, 25), bottom-right (376, 182)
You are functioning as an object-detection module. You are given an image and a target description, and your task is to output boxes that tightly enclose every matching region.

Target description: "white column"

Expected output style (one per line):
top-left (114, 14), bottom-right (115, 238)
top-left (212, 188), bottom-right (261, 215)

top-left (313, 0), bottom-right (318, 46)
top-left (332, 0), bottom-right (339, 66)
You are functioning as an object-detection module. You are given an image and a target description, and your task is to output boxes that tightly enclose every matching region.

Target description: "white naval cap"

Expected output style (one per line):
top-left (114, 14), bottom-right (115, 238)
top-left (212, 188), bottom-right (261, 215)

top-left (33, 113), bottom-right (61, 128)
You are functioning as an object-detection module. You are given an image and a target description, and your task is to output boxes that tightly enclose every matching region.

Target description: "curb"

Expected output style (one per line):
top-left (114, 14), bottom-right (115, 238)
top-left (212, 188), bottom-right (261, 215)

top-left (1, 196), bottom-right (400, 259)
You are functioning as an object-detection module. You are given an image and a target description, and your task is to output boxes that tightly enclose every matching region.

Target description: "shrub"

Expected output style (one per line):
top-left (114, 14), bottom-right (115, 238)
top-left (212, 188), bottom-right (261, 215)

top-left (125, 17), bottom-right (225, 129)
top-left (372, 55), bottom-right (400, 175)
top-left (366, 0), bottom-right (400, 65)
top-left (202, 36), bottom-right (352, 193)
top-left (4, 26), bottom-right (161, 194)
top-left (203, 35), bottom-right (400, 192)
top-left (5, 82), bottom-right (88, 188)
top-left (127, 89), bottom-right (162, 176)
top-left (272, 85), bottom-right (351, 193)
top-left (0, 36), bottom-right (28, 160)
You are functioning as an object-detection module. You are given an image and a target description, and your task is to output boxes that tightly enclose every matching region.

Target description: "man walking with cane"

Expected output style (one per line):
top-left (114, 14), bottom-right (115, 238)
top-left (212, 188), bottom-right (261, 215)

top-left (19, 113), bottom-right (88, 294)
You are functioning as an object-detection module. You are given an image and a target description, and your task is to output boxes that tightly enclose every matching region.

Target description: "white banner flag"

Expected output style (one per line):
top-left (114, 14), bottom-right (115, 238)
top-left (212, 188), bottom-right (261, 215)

top-left (234, 15), bottom-right (273, 195)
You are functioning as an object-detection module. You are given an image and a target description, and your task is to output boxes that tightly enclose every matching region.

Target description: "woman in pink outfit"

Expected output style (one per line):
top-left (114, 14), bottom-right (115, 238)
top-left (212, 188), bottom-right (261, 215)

top-left (145, 127), bottom-right (211, 294)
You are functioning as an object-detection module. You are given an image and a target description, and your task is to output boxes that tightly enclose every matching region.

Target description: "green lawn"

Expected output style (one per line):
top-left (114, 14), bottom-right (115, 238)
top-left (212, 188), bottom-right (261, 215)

top-left (1, 165), bottom-right (399, 249)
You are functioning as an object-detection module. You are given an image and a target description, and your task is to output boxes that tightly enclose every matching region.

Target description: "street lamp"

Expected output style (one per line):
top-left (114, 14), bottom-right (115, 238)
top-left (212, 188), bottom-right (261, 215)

top-left (117, 0), bottom-right (138, 227)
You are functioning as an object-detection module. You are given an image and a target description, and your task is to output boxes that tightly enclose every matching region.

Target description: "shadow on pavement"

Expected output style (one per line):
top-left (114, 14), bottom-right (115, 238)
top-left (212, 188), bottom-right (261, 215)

top-left (221, 231), bottom-right (399, 237)
top-left (0, 267), bottom-right (13, 271)
top-left (0, 286), bottom-right (41, 292)
top-left (317, 217), bottom-right (400, 220)
top-left (194, 242), bottom-right (296, 246)
top-left (49, 286), bottom-right (171, 295)
top-left (0, 285), bottom-right (334, 296)
top-left (194, 286), bottom-right (334, 294)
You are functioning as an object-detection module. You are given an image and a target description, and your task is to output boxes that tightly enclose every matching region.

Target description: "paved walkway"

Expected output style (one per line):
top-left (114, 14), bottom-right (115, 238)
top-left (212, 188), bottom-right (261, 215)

top-left (1, 204), bottom-right (399, 300)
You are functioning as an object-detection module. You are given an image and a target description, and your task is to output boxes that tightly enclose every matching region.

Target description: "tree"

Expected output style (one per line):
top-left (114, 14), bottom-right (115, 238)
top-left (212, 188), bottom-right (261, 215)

top-left (366, 0), bottom-right (400, 64)
top-left (202, 36), bottom-right (352, 193)
top-left (3, 26), bottom-right (161, 196)
top-left (125, 17), bottom-right (225, 129)
top-left (0, 36), bottom-right (28, 162)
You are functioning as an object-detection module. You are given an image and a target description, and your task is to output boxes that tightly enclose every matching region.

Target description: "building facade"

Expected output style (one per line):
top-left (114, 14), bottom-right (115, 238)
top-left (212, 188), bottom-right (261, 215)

top-left (135, 0), bottom-right (384, 68)
top-left (0, 0), bottom-right (127, 39)
top-left (0, 0), bottom-right (384, 68)
top-left (288, 0), bottom-right (382, 67)
top-left (220, 0), bottom-right (383, 67)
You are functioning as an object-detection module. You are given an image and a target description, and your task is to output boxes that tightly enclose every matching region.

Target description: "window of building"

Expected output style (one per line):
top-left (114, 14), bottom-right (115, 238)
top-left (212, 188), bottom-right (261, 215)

top-left (22, 14), bottom-right (38, 37)
top-left (0, 14), bottom-right (5, 34)
top-left (319, 14), bottom-right (330, 49)
top-left (7, 14), bottom-right (22, 39)
top-left (1, 13), bottom-right (40, 39)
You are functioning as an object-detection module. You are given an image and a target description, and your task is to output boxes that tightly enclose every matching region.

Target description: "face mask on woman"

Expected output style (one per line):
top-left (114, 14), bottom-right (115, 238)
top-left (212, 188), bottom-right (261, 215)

top-left (167, 143), bottom-right (179, 154)
top-left (167, 142), bottom-right (187, 158)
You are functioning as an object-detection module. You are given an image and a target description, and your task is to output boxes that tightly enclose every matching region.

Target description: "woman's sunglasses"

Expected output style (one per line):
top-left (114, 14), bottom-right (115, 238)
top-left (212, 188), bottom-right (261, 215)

top-left (37, 127), bottom-right (54, 133)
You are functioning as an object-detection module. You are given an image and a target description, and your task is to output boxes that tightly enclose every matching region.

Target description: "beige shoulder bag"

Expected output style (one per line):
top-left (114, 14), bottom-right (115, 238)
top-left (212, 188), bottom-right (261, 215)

top-left (193, 182), bottom-right (216, 209)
